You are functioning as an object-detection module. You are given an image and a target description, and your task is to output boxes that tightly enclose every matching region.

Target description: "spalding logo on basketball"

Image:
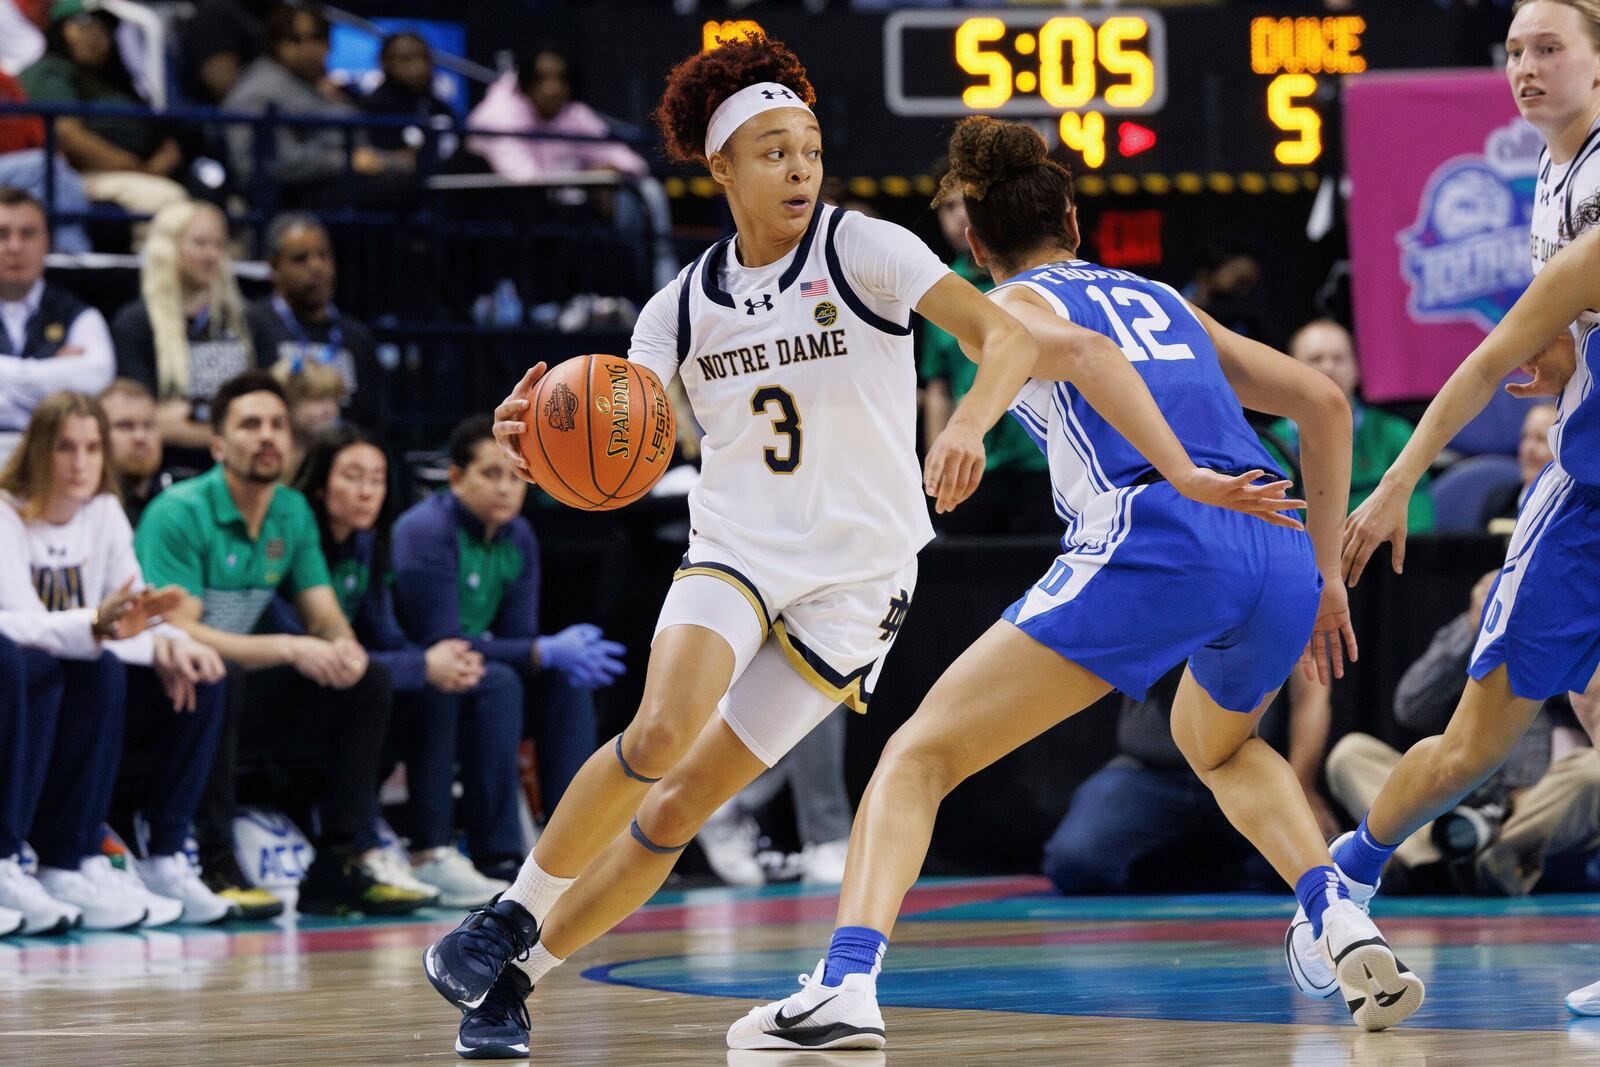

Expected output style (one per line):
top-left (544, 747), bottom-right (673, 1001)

top-left (517, 353), bottom-right (676, 511)
top-left (543, 383), bottom-right (578, 432)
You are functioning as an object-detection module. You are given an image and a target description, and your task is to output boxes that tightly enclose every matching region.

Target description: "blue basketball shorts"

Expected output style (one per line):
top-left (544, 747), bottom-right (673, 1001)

top-left (1002, 482), bottom-right (1322, 712)
top-left (1470, 462), bottom-right (1600, 700)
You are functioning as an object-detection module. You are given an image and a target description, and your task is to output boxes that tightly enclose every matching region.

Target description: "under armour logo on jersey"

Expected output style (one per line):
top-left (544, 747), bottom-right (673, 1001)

top-left (761, 89), bottom-right (794, 100)
top-left (878, 589), bottom-right (911, 642)
top-left (745, 295), bottom-right (775, 315)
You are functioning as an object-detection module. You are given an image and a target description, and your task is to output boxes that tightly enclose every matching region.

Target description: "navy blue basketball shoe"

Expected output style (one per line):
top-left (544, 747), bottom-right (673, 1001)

top-left (424, 897), bottom-right (538, 1011)
top-left (456, 965), bottom-right (532, 1059)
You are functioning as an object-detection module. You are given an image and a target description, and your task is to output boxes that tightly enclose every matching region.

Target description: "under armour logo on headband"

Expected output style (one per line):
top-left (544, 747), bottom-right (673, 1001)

top-left (705, 82), bottom-right (816, 157)
top-left (761, 89), bottom-right (794, 100)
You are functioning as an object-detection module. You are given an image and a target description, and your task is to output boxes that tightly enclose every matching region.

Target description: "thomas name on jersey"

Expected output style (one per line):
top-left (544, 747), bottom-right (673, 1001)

top-left (694, 327), bottom-right (851, 381)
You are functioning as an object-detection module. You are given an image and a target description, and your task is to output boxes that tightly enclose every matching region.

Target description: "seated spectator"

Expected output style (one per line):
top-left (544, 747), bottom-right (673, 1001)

top-left (1041, 667), bottom-right (1288, 894)
top-left (177, 0), bottom-right (267, 105)
top-left (0, 68), bottom-right (90, 253)
top-left (133, 370), bottom-right (429, 916)
top-left (1263, 318), bottom-right (1436, 531)
top-left (98, 378), bottom-right (196, 527)
top-left (292, 425), bottom-right (516, 907)
top-left (1487, 401), bottom-right (1559, 528)
top-left (272, 358), bottom-right (343, 476)
top-left (361, 32), bottom-right (456, 159)
top-left (1326, 571), bottom-right (1598, 894)
top-left (0, 391), bottom-right (230, 928)
top-left (392, 415), bottom-right (624, 867)
top-left (247, 212), bottom-right (382, 427)
top-left (919, 173), bottom-right (1054, 535)
top-left (467, 47), bottom-right (646, 180)
top-left (222, 4), bottom-right (412, 210)
top-left (18, 1), bottom-right (187, 220)
top-left (466, 46), bottom-right (674, 288)
top-left (0, 186), bottom-right (113, 461)
top-left (112, 199), bottom-right (254, 472)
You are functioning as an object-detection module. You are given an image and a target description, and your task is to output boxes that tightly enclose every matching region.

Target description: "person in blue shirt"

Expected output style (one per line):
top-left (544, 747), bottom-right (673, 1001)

top-left (291, 424), bottom-right (514, 908)
top-left (391, 416), bottom-right (624, 881)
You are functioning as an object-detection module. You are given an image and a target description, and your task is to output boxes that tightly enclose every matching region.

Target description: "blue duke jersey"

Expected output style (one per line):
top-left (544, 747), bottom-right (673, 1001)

top-left (995, 259), bottom-right (1321, 712)
top-left (998, 260), bottom-right (1283, 522)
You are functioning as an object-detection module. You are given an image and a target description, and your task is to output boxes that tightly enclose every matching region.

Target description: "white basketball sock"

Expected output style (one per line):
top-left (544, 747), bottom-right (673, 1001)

top-left (511, 941), bottom-right (564, 985)
top-left (504, 853), bottom-right (575, 928)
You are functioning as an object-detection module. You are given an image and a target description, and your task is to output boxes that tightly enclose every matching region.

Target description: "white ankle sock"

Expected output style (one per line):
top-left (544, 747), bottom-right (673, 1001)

top-left (511, 941), bottom-right (564, 985)
top-left (504, 853), bottom-right (575, 928)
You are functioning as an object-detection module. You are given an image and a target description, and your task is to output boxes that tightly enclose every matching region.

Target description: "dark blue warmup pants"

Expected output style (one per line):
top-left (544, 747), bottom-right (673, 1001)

top-left (121, 666), bottom-right (226, 857)
top-left (398, 661), bottom-right (525, 858)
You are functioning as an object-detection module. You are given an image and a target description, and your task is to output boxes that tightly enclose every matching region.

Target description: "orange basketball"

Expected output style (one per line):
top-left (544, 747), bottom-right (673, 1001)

top-left (518, 354), bottom-right (676, 511)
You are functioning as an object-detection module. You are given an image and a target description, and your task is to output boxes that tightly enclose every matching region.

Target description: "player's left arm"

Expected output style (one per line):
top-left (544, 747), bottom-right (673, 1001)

top-left (988, 287), bottom-right (1305, 528)
top-left (915, 272), bottom-right (1038, 512)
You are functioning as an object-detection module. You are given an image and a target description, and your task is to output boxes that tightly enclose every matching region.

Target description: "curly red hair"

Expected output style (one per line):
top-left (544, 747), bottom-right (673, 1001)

top-left (654, 33), bottom-right (816, 164)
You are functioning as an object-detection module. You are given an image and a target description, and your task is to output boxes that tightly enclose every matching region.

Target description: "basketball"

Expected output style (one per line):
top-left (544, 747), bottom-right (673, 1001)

top-left (518, 353), bottom-right (676, 510)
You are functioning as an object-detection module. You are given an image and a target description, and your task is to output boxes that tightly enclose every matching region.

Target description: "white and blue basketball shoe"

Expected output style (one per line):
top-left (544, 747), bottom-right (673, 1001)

top-left (1317, 899), bottom-right (1425, 1031)
top-left (1567, 978), bottom-right (1600, 1016)
top-left (726, 960), bottom-right (887, 1051)
top-left (1285, 831), bottom-right (1381, 999)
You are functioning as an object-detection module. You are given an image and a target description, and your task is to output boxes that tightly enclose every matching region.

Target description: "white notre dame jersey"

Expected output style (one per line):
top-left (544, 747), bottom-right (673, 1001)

top-left (1531, 116), bottom-right (1600, 325)
top-left (0, 491), bottom-right (173, 665)
top-left (1531, 118), bottom-right (1600, 480)
top-left (630, 203), bottom-right (949, 586)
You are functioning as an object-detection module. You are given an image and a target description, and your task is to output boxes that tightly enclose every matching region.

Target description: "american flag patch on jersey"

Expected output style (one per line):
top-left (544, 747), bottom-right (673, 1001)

top-left (800, 279), bottom-right (830, 297)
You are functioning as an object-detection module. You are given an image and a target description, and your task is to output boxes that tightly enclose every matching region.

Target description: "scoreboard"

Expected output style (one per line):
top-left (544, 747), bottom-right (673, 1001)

top-left (885, 10), bottom-right (1370, 175)
top-left (561, 3), bottom-right (1502, 183)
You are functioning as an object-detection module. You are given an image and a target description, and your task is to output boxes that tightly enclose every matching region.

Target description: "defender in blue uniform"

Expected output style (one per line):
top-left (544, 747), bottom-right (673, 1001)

top-left (728, 118), bottom-right (1423, 1053)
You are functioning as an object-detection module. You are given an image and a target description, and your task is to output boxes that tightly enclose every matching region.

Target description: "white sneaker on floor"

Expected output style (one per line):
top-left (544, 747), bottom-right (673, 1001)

top-left (0, 904), bottom-right (21, 936)
top-left (1318, 898), bottom-right (1424, 1031)
top-left (409, 848), bottom-right (505, 909)
top-left (137, 853), bottom-right (233, 925)
top-left (86, 855), bottom-right (184, 928)
top-left (366, 848), bottom-right (444, 906)
top-left (37, 859), bottom-right (146, 931)
top-left (698, 805), bottom-right (764, 887)
top-left (799, 839), bottom-right (850, 886)
top-left (1567, 977), bottom-right (1600, 1015)
top-left (1286, 832), bottom-right (1379, 1000)
top-left (0, 856), bottom-right (79, 935)
top-left (726, 960), bottom-right (886, 1050)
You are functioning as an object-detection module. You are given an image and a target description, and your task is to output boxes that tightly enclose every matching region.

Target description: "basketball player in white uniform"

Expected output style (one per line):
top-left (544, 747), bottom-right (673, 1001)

top-left (425, 35), bottom-right (1291, 1058)
top-left (1285, 0), bottom-right (1600, 1013)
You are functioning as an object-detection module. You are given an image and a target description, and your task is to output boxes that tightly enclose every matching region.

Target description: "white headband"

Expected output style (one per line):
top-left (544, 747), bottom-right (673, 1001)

top-left (704, 82), bottom-right (813, 159)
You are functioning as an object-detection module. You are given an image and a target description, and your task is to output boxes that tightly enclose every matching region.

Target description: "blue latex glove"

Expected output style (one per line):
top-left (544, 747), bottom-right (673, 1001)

top-left (535, 623), bottom-right (626, 689)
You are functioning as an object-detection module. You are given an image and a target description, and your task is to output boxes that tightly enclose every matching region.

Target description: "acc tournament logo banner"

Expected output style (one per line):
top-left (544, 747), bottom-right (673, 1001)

top-left (1397, 120), bottom-right (1538, 331)
top-left (1346, 71), bottom-right (1537, 401)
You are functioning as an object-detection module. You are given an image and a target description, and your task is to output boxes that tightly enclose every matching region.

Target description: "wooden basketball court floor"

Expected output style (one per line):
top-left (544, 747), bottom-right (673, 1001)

top-left (5, 876), bottom-right (1600, 1065)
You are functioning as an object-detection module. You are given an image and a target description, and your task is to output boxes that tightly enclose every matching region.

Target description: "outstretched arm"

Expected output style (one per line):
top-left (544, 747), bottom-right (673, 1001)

top-left (1343, 227), bottom-right (1600, 583)
top-left (987, 287), bottom-right (1305, 528)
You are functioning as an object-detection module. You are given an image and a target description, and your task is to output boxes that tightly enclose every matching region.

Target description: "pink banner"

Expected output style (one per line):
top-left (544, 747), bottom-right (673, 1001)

top-left (1345, 70), bottom-right (1541, 401)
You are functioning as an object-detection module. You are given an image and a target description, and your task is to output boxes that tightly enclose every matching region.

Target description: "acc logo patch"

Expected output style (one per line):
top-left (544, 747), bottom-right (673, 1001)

top-left (813, 301), bottom-right (838, 327)
top-left (44, 322), bottom-right (64, 343)
top-left (544, 383), bottom-right (578, 431)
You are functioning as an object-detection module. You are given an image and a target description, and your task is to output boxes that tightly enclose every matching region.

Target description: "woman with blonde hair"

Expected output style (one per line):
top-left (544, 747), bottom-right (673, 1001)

top-left (112, 199), bottom-right (254, 470)
top-left (0, 391), bottom-right (234, 930)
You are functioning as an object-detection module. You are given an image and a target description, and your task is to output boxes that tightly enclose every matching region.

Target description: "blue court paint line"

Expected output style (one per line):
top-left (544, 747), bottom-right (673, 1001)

top-left (908, 892), bottom-right (1600, 924)
top-left (580, 883), bottom-right (1600, 1032)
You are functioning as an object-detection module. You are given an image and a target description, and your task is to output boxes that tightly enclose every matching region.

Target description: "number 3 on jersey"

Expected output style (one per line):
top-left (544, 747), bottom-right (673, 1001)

top-left (1085, 284), bottom-right (1196, 363)
top-left (751, 386), bottom-right (802, 474)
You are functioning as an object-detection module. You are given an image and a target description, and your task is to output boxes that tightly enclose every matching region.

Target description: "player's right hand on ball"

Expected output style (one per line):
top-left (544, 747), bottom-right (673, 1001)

top-left (493, 362), bottom-right (547, 483)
